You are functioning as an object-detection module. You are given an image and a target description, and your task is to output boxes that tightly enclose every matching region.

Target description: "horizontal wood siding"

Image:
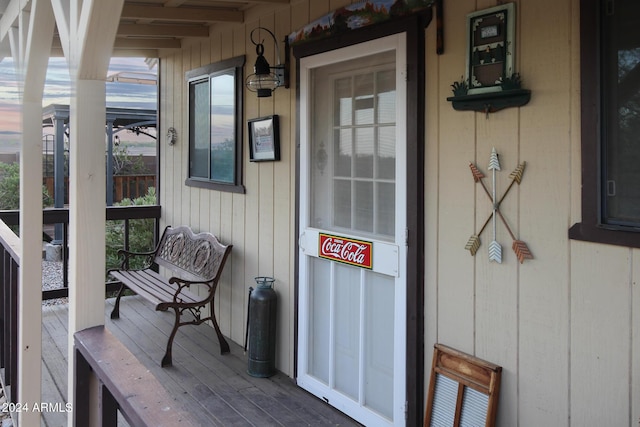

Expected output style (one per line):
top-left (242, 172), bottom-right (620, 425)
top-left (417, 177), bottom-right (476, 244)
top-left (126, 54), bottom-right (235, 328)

top-left (158, 0), bottom-right (640, 425)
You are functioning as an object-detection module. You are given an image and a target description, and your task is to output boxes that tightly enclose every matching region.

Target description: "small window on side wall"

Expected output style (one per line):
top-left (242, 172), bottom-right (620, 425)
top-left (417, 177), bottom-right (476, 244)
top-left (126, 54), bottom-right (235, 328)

top-left (186, 55), bottom-right (245, 193)
top-left (570, 0), bottom-right (640, 247)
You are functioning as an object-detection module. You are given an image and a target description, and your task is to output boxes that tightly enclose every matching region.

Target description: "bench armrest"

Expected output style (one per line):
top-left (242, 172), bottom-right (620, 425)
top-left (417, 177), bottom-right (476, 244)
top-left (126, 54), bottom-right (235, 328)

top-left (168, 276), bottom-right (214, 303)
top-left (115, 248), bottom-right (156, 270)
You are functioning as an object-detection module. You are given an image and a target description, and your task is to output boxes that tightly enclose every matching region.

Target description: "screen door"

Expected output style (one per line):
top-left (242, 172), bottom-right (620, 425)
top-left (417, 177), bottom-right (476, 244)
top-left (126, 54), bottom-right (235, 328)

top-left (297, 34), bottom-right (407, 426)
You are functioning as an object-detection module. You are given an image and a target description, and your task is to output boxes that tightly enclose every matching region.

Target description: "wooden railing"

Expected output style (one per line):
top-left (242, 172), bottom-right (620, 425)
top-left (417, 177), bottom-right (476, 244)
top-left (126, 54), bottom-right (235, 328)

top-left (43, 175), bottom-right (156, 204)
top-left (0, 205), bottom-right (161, 299)
top-left (74, 326), bottom-right (199, 426)
top-left (0, 220), bottom-right (20, 404)
top-left (0, 205), bottom-right (162, 404)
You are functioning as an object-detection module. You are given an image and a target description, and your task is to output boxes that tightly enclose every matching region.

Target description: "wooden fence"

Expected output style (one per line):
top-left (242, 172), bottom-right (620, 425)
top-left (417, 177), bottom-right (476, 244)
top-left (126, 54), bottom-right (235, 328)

top-left (43, 174), bottom-right (156, 204)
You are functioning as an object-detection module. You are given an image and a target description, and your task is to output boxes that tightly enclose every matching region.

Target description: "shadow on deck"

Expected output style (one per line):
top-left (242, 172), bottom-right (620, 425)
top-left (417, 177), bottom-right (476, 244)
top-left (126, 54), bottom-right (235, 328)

top-left (41, 296), bottom-right (361, 427)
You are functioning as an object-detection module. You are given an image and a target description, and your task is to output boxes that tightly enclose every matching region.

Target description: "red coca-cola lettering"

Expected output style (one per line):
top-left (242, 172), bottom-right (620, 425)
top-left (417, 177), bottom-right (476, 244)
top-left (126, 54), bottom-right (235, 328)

top-left (318, 233), bottom-right (372, 269)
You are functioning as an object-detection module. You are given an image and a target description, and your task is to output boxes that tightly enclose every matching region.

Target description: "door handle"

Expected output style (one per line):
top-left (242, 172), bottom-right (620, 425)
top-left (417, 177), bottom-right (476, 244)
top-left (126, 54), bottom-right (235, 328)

top-left (298, 232), bottom-right (306, 253)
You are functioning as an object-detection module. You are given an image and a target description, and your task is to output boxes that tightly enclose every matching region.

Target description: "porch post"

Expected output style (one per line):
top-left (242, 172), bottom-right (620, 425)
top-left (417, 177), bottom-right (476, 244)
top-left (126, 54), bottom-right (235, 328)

top-left (19, 102), bottom-right (45, 427)
top-left (61, 2), bottom-right (125, 423)
top-left (67, 76), bottom-right (107, 419)
top-left (16, 1), bottom-right (55, 426)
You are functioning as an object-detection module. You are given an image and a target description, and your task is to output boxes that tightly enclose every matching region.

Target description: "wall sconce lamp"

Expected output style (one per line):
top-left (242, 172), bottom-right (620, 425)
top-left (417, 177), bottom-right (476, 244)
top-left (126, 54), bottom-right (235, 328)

top-left (245, 27), bottom-right (290, 98)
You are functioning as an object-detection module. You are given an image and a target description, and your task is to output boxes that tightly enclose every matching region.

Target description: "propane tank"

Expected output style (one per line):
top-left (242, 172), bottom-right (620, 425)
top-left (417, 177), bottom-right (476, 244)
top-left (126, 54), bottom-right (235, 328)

top-left (247, 277), bottom-right (277, 377)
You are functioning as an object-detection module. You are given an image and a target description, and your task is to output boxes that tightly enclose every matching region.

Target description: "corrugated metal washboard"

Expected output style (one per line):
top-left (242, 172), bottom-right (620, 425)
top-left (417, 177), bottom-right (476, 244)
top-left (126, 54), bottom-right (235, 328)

top-left (424, 344), bottom-right (502, 427)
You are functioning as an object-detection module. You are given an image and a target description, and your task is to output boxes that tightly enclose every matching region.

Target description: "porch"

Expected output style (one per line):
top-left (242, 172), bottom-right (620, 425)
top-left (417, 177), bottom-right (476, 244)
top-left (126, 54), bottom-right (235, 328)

top-left (41, 296), bottom-right (360, 427)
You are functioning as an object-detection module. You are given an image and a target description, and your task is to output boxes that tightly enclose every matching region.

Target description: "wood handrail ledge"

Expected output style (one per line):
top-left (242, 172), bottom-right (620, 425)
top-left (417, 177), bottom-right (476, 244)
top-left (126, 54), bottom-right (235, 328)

top-left (74, 326), bottom-right (199, 426)
top-left (0, 205), bottom-right (162, 226)
top-left (0, 219), bottom-right (20, 265)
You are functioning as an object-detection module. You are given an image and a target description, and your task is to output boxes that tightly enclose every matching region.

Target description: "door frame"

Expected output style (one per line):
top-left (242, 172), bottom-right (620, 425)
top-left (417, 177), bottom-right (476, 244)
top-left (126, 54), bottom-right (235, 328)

top-left (293, 11), bottom-right (431, 426)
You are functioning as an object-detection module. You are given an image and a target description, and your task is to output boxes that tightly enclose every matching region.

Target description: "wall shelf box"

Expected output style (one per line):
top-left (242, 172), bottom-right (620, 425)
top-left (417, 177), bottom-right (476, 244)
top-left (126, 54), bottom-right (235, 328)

top-left (447, 88), bottom-right (531, 113)
top-left (447, 3), bottom-right (530, 114)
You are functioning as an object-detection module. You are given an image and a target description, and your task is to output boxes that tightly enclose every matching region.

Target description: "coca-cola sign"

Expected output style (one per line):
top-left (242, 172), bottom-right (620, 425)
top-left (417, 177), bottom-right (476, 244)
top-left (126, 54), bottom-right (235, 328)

top-left (318, 233), bottom-right (373, 269)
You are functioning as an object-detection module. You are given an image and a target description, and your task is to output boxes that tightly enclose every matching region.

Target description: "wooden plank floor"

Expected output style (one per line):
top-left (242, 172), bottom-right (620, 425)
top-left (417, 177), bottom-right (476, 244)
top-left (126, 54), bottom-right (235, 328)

top-left (41, 296), bottom-right (361, 427)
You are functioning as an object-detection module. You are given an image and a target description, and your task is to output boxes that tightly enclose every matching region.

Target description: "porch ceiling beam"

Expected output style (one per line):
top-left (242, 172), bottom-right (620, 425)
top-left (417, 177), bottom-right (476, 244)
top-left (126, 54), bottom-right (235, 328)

top-left (0, 35), bottom-right (9, 56)
top-left (7, 25), bottom-right (18, 70)
top-left (23, 0), bottom-right (55, 100)
top-left (50, 47), bottom-right (160, 58)
top-left (163, 0), bottom-right (187, 6)
top-left (52, 36), bottom-right (180, 51)
top-left (50, 0), bottom-right (70, 60)
top-left (121, 4), bottom-right (243, 23)
top-left (75, 0), bottom-right (124, 79)
top-left (117, 23), bottom-right (209, 38)
top-left (114, 37), bottom-right (181, 49)
top-left (243, 0), bottom-right (290, 3)
top-left (16, 8), bottom-right (26, 67)
top-left (110, 48), bottom-right (160, 57)
top-left (51, 37), bottom-right (182, 51)
top-left (0, 0), bottom-right (19, 44)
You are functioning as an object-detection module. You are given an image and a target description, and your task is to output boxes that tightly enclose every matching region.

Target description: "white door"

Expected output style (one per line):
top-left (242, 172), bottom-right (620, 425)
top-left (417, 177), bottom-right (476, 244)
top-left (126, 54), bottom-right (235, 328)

top-left (298, 34), bottom-right (407, 426)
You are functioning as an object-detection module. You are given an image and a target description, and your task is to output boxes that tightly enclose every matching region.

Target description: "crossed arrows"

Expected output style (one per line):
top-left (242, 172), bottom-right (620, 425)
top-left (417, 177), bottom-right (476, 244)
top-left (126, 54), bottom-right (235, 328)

top-left (465, 148), bottom-right (533, 264)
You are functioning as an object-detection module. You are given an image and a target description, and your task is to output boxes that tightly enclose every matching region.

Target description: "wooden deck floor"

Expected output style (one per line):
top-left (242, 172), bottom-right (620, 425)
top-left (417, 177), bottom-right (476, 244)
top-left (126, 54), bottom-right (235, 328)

top-left (41, 296), bottom-right (361, 427)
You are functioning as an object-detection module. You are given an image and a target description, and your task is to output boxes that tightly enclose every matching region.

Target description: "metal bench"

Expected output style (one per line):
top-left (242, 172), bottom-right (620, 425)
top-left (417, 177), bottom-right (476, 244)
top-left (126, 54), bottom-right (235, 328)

top-left (108, 225), bottom-right (232, 367)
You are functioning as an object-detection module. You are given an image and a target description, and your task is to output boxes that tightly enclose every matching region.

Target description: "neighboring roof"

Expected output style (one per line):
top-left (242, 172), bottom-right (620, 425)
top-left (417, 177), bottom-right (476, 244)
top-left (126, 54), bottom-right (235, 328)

top-left (41, 104), bottom-right (156, 128)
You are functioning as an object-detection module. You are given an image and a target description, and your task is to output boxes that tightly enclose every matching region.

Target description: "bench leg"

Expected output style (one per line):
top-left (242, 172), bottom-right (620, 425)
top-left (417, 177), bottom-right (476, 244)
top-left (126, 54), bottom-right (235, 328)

top-left (161, 308), bottom-right (180, 367)
top-left (210, 301), bottom-right (230, 354)
top-left (110, 284), bottom-right (126, 319)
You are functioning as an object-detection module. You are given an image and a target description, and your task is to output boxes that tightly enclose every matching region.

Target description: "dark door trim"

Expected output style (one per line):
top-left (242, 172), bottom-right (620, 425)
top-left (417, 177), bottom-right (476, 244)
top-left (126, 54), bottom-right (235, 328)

top-left (292, 11), bottom-right (430, 426)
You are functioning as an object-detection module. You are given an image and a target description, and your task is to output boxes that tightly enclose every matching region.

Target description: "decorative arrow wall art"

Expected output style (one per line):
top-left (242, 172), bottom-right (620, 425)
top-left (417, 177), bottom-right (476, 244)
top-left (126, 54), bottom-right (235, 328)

top-left (465, 148), bottom-right (533, 263)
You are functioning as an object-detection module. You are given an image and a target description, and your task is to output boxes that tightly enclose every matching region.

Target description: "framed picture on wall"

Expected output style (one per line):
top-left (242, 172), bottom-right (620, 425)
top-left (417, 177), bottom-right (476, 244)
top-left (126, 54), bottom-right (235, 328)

top-left (248, 115), bottom-right (280, 162)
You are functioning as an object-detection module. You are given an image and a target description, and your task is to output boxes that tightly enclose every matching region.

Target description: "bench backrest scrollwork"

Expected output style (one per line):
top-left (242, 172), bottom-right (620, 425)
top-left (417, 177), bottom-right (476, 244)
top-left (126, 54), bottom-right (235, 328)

top-left (154, 226), bottom-right (232, 284)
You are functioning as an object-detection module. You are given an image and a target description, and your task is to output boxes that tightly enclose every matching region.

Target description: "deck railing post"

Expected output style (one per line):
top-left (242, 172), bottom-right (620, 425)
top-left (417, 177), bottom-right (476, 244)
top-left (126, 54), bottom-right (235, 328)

top-left (100, 382), bottom-right (118, 427)
top-left (73, 348), bottom-right (91, 426)
top-left (9, 258), bottom-right (17, 403)
top-left (0, 248), bottom-right (6, 371)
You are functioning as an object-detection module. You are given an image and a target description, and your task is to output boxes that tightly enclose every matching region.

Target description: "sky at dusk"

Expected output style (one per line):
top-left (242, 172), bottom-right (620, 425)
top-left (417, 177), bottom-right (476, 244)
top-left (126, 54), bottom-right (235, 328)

top-left (0, 57), bottom-right (157, 150)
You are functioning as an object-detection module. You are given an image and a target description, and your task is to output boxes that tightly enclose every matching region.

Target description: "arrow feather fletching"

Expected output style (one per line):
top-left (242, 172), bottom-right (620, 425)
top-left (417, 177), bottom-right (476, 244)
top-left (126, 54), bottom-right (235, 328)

top-left (465, 235), bottom-right (481, 256)
top-left (512, 240), bottom-right (533, 263)
top-left (488, 241), bottom-right (502, 263)
top-left (509, 161), bottom-right (526, 184)
top-left (488, 147), bottom-right (501, 171)
top-left (469, 162), bottom-right (485, 182)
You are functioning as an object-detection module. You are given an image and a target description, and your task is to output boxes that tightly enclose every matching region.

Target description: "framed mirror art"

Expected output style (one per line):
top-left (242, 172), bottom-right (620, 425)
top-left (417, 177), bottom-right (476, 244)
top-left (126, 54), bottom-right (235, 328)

top-left (447, 3), bottom-right (530, 114)
top-left (466, 3), bottom-right (515, 95)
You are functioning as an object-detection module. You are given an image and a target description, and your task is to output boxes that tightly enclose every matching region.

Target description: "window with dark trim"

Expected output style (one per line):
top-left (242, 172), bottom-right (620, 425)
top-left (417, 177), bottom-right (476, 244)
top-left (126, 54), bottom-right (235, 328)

top-left (185, 55), bottom-right (245, 193)
top-left (570, 0), bottom-right (640, 247)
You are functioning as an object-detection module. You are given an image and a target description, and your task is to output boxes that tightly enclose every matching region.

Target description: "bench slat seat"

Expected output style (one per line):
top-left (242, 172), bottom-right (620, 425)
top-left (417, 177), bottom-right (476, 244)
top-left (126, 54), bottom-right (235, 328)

top-left (108, 225), bottom-right (232, 367)
top-left (109, 269), bottom-right (202, 309)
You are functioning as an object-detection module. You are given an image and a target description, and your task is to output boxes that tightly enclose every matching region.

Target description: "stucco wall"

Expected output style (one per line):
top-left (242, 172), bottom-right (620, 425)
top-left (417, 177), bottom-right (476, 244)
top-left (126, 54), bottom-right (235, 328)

top-left (158, 0), bottom-right (639, 425)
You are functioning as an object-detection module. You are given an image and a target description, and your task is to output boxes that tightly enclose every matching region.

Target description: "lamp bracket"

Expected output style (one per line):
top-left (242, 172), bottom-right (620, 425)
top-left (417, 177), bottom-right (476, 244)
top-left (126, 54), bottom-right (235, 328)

top-left (250, 27), bottom-right (289, 87)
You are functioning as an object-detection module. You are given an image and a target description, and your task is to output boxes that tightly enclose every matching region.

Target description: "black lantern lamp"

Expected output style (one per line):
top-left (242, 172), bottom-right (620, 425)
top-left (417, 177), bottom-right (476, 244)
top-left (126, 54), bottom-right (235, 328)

top-left (246, 27), bottom-right (289, 98)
